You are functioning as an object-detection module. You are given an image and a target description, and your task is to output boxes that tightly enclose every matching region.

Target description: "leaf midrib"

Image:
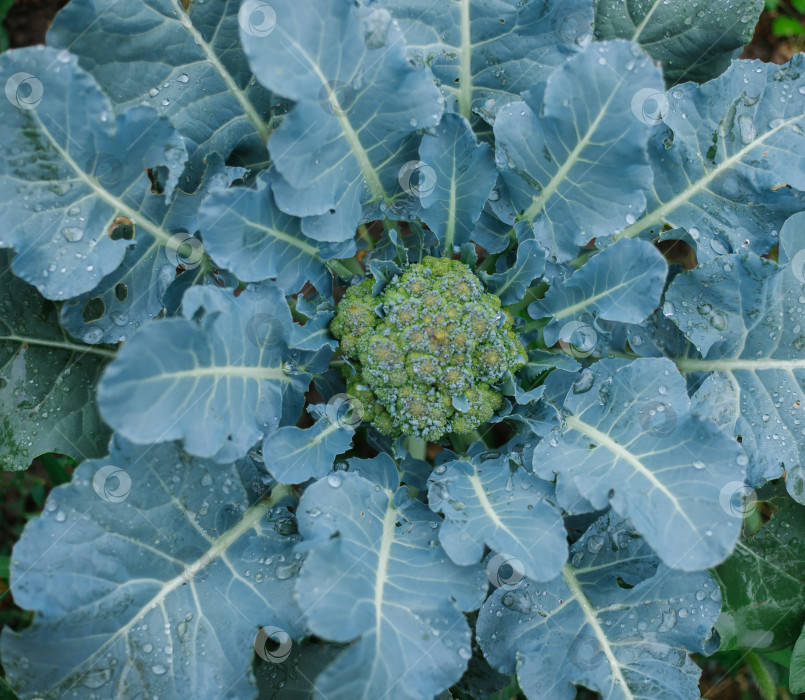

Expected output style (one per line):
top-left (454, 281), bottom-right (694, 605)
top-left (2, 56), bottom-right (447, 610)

top-left (563, 413), bottom-right (700, 536)
top-left (562, 565), bottom-right (635, 700)
top-left (170, 0), bottom-right (271, 143)
top-left (521, 87), bottom-right (622, 223)
top-left (50, 484), bottom-right (291, 694)
top-left (617, 114), bottom-right (803, 239)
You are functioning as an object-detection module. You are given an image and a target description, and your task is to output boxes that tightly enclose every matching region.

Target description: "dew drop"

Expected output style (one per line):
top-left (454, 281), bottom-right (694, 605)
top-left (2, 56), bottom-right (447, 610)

top-left (62, 227), bottom-right (84, 242)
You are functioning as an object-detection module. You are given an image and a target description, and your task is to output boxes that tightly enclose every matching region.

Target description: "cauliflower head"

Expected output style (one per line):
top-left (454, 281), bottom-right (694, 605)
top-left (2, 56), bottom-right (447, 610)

top-left (330, 256), bottom-right (526, 441)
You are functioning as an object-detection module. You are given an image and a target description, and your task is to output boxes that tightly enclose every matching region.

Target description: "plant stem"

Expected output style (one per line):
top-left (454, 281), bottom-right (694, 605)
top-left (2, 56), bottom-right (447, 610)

top-left (406, 437), bottom-right (428, 461)
top-left (326, 258), bottom-right (362, 281)
top-left (478, 253), bottom-right (499, 274)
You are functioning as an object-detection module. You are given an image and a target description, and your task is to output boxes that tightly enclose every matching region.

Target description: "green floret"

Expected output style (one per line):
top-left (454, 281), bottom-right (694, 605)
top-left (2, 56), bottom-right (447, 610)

top-left (330, 256), bottom-right (526, 441)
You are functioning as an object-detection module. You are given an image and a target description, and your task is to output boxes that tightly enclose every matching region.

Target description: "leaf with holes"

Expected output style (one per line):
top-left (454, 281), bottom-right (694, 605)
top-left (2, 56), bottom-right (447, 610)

top-left (48, 0), bottom-right (274, 191)
top-left (0, 47), bottom-right (187, 300)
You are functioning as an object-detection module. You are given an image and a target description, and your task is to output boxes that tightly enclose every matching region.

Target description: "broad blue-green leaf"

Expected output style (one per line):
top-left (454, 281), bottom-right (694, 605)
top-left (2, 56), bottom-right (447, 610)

top-left (371, 0), bottom-right (594, 121)
top-left (0, 251), bottom-right (111, 470)
top-left (494, 41), bottom-right (664, 261)
top-left (666, 213), bottom-right (805, 498)
top-left (59, 229), bottom-right (170, 345)
top-left (262, 405), bottom-right (354, 484)
top-left (595, 0), bottom-right (763, 84)
top-left (1, 437), bottom-right (305, 699)
top-left (290, 310), bottom-right (337, 353)
top-left (617, 57), bottom-right (805, 260)
top-left (294, 465), bottom-right (487, 700)
top-left (477, 511), bottom-right (722, 700)
top-left (48, 0), bottom-right (273, 191)
top-left (199, 173), bottom-right (352, 294)
top-left (533, 358), bottom-right (746, 569)
top-left (241, 0), bottom-right (443, 242)
top-left (428, 452), bottom-right (567, 581)
top-left (531, 239), bottom-right (667, 343)
top-left (0, 47), bottom-right (187, 299)
top-left (98, 282), bottom-right (309, 462)
top-left (58, 157), bottom-right (233, 344)
top-left (472, 206), bottom-right (516, 254)
top-left (418, 113), bottom-right (497, 252)
top-left (484, 238), bottom-right (546, 306)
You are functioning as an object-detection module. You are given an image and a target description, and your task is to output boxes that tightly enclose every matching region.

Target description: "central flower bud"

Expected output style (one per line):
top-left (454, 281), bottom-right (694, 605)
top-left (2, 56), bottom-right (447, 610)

top-left (330, 257), bottom-right (527, 441)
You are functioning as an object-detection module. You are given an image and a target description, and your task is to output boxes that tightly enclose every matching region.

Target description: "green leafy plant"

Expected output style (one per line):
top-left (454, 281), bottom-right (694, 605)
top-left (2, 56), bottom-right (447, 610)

top-left (3, 0), bottom-right (805, 698)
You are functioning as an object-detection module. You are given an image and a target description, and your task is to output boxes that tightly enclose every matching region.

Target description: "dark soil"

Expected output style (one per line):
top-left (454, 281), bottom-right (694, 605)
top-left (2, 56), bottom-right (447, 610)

top-left (3, 0), bottom-right (68, 48)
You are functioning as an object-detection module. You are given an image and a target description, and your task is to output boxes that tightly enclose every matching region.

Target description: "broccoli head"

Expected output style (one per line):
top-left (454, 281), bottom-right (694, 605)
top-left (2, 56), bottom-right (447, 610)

top-left (330, 256), bottom-right (526, 441)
